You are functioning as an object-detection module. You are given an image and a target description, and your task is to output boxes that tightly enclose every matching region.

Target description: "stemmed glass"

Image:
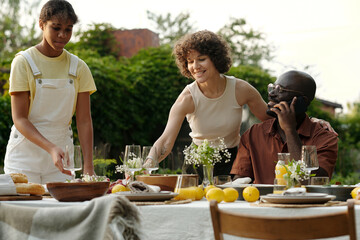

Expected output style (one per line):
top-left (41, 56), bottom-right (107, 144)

top-left (63, 145), bottom-right (82, 180)
top-left (142, 146), bottom-right (159, 174)
top-left (301, 145), bottom-right (319, 178)
top-left (124, 144), bottom-right (143, 182)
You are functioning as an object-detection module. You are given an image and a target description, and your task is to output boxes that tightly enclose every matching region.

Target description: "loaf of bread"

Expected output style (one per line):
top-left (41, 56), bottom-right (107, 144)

top-left (15, 183), bottom-right (45, 196)
top-left (10, 173), bottom-right (28, 183)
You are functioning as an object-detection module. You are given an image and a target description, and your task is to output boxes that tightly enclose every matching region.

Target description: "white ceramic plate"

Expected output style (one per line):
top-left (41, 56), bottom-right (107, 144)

top-left (115, 191), bottom-right (178, 201)
top-left (261, 193), bottom-right (336, 204)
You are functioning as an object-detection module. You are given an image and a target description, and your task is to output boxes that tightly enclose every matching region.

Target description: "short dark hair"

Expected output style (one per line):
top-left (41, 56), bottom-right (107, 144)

top-left (173, 30), bottom-right (232, 79)
top-left (40, 0), bottom-right (78, 24)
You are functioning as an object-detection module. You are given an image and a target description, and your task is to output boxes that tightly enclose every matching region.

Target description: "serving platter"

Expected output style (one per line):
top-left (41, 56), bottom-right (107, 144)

top-left (0, 195), bottom-right (42, 201)
top-left (115, 191), bottom-right (178, 201)
top-left (261, 193), bottom-right (336, 204)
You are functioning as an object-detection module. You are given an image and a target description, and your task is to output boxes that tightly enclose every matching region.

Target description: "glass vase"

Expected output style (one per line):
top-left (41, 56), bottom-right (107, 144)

top-left (202, 165), bottom-right (214, 187)
top-left (286, 178), bottom-right (301, 189)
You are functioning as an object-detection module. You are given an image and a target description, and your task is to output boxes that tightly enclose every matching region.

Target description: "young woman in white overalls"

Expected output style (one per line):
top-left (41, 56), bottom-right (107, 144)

top-left (4, 0), bottom-right (96, 184)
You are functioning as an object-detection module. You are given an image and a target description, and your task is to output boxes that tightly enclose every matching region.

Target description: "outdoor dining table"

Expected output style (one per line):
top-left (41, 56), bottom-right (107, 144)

top-left (1, 196), bottom-right (359, 240)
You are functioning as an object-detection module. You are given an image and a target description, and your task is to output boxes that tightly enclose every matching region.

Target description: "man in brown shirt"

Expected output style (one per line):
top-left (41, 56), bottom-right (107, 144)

top-left (230, 70), bottom-right (338, 184)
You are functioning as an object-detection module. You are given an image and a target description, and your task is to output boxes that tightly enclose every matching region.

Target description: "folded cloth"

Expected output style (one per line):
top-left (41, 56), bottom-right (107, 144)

top-left (0, 195), bottom-right (142, 240)
top-left (128, 181), bottom-right (150, 193)
top-left (148, 185), bottom-right (161, 193)
top-left (282, 187), bottom-right (306, 196)
top-left (0, 174), bottom-right (17, 195)
top-left (232, 177), bottom-right (252, 185)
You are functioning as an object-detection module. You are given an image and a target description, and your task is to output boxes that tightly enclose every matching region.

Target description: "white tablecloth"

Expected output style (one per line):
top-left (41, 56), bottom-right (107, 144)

top-left (3, 198), bottom-right (358, 240)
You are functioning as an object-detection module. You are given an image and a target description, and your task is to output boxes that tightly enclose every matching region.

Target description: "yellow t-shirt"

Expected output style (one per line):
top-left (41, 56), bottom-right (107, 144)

top-left (9, 46), bottom-right (96, 116)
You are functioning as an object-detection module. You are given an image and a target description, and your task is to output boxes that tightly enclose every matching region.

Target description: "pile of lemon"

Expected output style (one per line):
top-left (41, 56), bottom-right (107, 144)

top-left (206, 186), bottom-right (237, 203)
top-left (205, 185), bottom-right (259, 203)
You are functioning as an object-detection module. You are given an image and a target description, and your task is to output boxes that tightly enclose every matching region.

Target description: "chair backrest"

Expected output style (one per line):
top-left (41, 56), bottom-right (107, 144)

top-left (210, 199), bottom-right (357, 240)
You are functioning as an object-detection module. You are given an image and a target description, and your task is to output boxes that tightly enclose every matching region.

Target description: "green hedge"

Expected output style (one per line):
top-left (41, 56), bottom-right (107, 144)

top-left (0, 94), bottom-right (11, 166)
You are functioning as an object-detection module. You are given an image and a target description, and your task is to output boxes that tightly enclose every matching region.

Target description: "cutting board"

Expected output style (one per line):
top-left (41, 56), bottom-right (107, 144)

top-left (0, 195), bottom-right (42, 201)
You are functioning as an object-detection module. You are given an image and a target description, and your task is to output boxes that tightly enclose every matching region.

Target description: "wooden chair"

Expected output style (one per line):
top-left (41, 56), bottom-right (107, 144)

top-left (210, 199), bottom-right (357, 240)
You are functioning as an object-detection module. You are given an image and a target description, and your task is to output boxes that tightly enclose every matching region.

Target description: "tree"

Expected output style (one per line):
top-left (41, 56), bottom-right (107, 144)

top-left (68, 23), bottom-right (118, 58)
top-left (146, 10), bottom-right (195, 45)
top-left (217, 18), bottom-right (274, 68)
top-left (0, 0), bottom-right (40, 60)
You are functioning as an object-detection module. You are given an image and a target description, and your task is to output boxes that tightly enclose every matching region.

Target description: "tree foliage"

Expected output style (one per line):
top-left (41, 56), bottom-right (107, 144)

top-left (0, 0), bottom-right (40, 60)
top-left (217, 18), bottom-right (274, 68)
top-left (147, 10), bottom-right (195, 45)
top-left (68, 23), bottom-right (118, 58)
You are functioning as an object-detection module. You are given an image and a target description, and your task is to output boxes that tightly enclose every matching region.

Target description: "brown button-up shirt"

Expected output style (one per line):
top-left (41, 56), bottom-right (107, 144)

top-left (230, 116), bottom-right (338, 184)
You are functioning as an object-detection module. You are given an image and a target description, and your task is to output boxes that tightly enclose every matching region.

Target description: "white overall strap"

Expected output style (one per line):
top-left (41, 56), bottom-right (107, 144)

top-left (18, 51), bottom-right (42, 77)
top-left (69, 53), bottom-right (79, 77)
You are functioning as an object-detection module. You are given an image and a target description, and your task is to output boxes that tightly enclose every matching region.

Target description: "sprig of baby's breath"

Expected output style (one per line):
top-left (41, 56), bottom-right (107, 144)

top-left (282, 159), bottom-right (314, 186)
top-left (183, 138), bottom-right (231, 167)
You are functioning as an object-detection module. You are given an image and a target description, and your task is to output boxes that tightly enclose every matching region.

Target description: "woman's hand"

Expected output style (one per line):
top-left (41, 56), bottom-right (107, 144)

top-left (310, 117), bottom-right (338, 136)
top-left (49, 146), bottom-right (72, 176)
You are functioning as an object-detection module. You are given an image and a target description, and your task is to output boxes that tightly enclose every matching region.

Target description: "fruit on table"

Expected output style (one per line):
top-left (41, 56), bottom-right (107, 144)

top-left (108, 179), bottom-right (127, 193)
top-left (351, 187), bottom-right (360, 199)
top-left (111, 183), bottom-right (130, 193)
top-left (206, 188), bottom-right (225, 203)
top-left (223, 187), bottom-right (239, 202)
top-left (192, 186), bottom-right (204, 200)
top-left (174, 187), bottom-right (197, 200)
top-left (204, 185), bottom-right (217, 196)
top-left (242, 186), bottom-right (260, 202)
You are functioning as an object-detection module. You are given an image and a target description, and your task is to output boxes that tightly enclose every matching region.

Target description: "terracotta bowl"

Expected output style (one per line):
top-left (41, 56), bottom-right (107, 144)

top-left (136, 174), bottom-right (199, 191)
top-left (46, 181), bottom-right (110, 202)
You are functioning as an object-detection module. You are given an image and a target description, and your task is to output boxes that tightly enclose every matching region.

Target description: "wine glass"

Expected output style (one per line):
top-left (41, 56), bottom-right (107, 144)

top-left (142, 146), bottom-right (159, 174)
top-left (63, 145), bottom-right (82, 180)
top-left (301, 145), bottom-right (319, 177)
top-left (124, 144), bottom-right (142, 182)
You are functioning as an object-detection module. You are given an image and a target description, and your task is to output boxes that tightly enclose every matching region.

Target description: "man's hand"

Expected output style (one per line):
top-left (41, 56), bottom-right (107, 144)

top-left (270, 97), bottom-right (297, 132)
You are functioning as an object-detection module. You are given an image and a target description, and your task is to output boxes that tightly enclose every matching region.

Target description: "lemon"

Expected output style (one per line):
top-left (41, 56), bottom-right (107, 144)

top-left (242, 186), bottom-right (260, 202)
top-left (191, 186), bottom-right (204, 200)
top-left (174, 187), bottom-right (196, 200)
top-left (111, 184), bottom-right (129, 193)
top-left (351, 187), bottom-right (360, 199)
top-left (223, 187), bottom-right (239, 202)
top-left (206, 188), bottom-right (225, 203)
top-left (204, 185), bottom-right (217, 195)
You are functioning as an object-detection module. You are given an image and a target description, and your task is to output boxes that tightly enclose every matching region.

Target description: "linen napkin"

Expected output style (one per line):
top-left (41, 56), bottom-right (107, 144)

top-left (232, 177), bottom-right (252, 185)
top-left (0, 195), bottom-right (142, 240)
top-left (282, 187), bottom-right (306, 196)
top-left (148, 185), bottom-right (161, 193)
top-left (0, 174), bottom-right (17, 195)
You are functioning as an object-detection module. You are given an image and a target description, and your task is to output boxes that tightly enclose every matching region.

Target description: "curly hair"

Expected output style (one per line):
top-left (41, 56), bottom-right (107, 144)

top-left (173, 30), bottom-right (232, 79)
top-left (40, 0), bottom-right (78, 24)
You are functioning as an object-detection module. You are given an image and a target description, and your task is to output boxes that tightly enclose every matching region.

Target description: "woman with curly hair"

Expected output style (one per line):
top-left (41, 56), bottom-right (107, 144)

top-left (147, 30), bottom-right (270, 178)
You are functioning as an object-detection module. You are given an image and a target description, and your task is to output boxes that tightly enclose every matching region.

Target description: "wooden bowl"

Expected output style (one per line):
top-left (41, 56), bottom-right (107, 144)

top-left (136, 174), bottom-right (199, 191)
top-left (46, 181), bottom-right (110, 202)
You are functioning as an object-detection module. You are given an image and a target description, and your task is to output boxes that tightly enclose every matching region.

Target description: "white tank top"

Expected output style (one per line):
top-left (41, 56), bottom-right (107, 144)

top-left (186, 75), bottom-right (243, 148)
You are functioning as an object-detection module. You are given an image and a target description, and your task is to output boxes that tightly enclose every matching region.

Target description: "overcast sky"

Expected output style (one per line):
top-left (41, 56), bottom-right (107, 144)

top-left (31, 0), bottom-right (360, 113)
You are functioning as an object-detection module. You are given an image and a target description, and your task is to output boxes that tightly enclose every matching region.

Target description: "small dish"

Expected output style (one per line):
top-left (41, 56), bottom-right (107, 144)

top-left (46, 181), bottom-right (110, 202)
top-left (261, 193), bottom-right (336, 204)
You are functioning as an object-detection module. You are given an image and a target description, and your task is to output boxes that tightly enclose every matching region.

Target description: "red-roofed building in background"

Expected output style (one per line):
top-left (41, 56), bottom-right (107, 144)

top-left (112, 29), bottom-right (160, 58)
